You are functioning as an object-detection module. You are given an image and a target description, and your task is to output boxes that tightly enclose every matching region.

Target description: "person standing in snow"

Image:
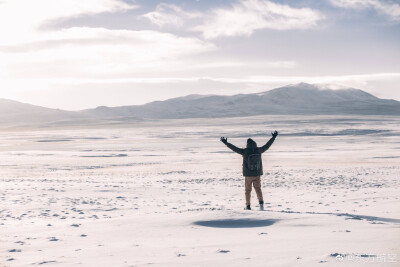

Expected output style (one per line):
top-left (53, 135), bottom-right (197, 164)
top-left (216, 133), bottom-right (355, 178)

top-left (220, 131), bottom-right (278, 210)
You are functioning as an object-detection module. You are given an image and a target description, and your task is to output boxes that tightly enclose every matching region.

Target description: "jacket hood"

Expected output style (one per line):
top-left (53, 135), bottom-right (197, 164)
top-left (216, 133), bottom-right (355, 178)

top-left (246, 138), bottom-right (257, 149)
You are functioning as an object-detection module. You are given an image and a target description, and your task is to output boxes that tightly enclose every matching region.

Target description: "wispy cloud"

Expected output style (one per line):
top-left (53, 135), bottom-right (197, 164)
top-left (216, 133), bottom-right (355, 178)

top-left (194, 0), bottom-right (323, 39)
top-left (0, 0), bottom-right (215, 90)
top-left (330, 0), bottom-right (400, 21)
top-left (0, 0), bottom-right (136, 45)
top-left (1, 28), bottom-right (215, 77)
top-left (141, 3), bottom-right (201, 27)
top-left (17, 72), bottom-right (398, 86)
top-left (235, 72), bottom-right (400, 85)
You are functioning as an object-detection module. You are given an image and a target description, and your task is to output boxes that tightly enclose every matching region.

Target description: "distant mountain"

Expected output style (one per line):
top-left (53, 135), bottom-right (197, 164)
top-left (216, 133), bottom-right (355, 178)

top-left (1, 83), bottom-right (400, 127)
top-left (0, 98), bottom-right (90, 127)
top-left (81, 83), bottom-right (400, 119)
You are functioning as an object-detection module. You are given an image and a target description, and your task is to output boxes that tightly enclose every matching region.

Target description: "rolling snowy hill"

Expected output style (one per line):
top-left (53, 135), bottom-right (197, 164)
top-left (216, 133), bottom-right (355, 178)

top-left (0, 98), bottom-right (90, 127)
top-left (1, 83), bottom-right (400, 127)
top-left (82, 83), bottom-right (400, 119)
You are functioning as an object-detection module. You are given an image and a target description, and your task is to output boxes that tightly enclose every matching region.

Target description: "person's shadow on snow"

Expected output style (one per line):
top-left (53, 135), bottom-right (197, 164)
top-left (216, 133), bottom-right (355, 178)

top-left (193, 218), bottom-right (278, 228)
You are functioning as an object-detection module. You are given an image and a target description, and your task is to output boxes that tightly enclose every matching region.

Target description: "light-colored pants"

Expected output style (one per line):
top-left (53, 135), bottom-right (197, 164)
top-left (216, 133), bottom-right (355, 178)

top-left (245, 176), bottom-right (263, 206)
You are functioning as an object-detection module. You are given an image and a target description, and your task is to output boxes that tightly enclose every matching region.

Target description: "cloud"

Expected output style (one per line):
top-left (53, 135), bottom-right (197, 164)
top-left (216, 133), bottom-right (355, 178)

top-left (0, 0), bottom-right (215, 90)
top-left (15, 72), bottom-right (397, 87)
top-left (0, 27), bottom-right (215, 79)
top-left (330, 0), bottom-right (400, 21)
top-left (190, 60), bottom-right (297, 70)
top-left (0, 0), bottom-right (137, 45)
top-left (194, 0), bottom-right (323, 39)
top-left (141, 3), bottom-right (201, 27)
top-left (236, 72), bottom-right (400, 85)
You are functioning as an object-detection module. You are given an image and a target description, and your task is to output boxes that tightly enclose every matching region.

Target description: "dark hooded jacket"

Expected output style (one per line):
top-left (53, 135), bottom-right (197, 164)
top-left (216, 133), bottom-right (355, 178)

top-left (224, 137), bottom-right (276, 176)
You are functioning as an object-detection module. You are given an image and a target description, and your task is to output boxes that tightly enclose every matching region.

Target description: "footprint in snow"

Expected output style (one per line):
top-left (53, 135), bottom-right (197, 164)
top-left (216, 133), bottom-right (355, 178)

top-left (38, 260), bottom-right (57, 265)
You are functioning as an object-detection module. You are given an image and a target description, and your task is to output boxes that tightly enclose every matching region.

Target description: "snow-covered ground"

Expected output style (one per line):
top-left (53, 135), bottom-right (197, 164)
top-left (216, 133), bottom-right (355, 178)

top-left (1, 115), bottom-right (399, 267)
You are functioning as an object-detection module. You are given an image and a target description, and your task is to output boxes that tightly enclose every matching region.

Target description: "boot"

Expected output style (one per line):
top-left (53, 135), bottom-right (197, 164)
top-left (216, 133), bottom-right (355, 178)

top-left (245, 204), bottom-right (251, 210)
top-left (259, 200), bottom-right (264, 211)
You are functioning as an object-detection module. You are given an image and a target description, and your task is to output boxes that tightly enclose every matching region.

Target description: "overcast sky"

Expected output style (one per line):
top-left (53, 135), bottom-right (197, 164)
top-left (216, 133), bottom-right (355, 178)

top-left (0, 0), bottom-right (399, 110)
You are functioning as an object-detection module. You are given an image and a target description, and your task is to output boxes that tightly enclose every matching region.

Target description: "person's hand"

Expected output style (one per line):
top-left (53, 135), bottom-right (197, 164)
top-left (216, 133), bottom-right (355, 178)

top-left (271, 130), bottom-right (278, 138)
top-left (220, 137), bottom-right (228, 144)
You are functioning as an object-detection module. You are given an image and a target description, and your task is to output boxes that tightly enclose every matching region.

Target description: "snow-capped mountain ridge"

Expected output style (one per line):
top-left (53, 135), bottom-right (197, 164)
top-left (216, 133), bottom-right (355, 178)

top-left (1, 83), bottom-right (399, 127)
top-left (82, 83), bottom-right (397, 119)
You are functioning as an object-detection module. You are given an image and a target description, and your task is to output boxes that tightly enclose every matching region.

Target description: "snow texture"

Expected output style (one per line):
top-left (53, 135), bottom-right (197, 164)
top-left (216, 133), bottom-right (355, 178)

top-left (0, 115), bottom-right (399, 266)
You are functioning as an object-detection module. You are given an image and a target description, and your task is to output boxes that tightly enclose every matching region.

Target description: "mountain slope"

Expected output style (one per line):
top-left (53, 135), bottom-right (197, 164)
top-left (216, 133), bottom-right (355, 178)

top-left (2, 83), bottom-right (399, 127)
top-left (0, 99), bottom-right (90, 126)
top-left (82, 83), bottom-right (400, 119)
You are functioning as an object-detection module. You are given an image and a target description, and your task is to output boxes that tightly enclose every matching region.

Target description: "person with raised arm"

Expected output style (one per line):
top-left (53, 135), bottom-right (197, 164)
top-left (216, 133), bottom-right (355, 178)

top-left (220, 131), bottom-right (278, 210)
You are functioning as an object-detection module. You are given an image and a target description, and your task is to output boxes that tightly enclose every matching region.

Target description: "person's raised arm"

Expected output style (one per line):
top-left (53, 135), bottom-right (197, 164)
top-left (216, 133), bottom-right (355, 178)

top-left (260, 131), bottom-right (278, 153)
top-left (220, 137), bottom-right (244, 155)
